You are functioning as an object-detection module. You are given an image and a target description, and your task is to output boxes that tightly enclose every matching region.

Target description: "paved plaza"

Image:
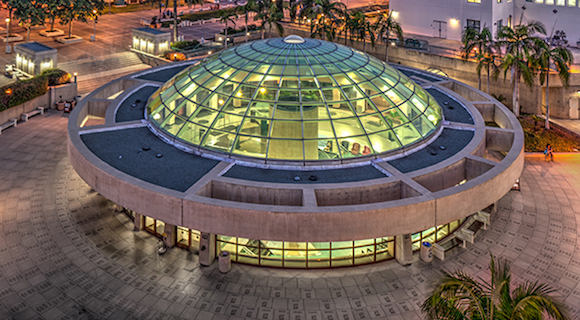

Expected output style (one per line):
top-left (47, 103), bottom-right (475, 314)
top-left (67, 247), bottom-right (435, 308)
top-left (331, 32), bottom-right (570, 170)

top-left (2, 112), bottom-right (580, 320)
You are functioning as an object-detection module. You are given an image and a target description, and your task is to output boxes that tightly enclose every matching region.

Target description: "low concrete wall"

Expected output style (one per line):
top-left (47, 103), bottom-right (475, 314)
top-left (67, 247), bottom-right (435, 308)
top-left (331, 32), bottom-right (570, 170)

top-left (0, 82), bottom-right (77, 125)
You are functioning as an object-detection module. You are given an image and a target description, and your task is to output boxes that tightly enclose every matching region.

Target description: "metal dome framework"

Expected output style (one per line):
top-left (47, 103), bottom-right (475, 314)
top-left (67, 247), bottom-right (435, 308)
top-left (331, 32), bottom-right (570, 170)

top-left (147, 37), bottom-right (443, 163)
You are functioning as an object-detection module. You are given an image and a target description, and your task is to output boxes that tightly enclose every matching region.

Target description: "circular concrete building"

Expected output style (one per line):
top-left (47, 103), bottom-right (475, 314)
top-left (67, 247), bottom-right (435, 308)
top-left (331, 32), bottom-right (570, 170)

top-left (68, 36), bottom-right (524, 268)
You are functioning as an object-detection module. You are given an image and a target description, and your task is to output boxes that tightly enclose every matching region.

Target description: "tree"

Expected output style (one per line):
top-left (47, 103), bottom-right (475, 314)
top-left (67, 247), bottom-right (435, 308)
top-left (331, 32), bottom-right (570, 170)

top-left (255, 2), bottom-right (284, 39)
top-left (533, 39), bottom-right (573, 130)
top-left (41, 0), bottom-right (67, 32)
top-left (14, 0), bottom-right (45, 42)
top-left (349, 11), bottom-right (375, 53)
top-left (309, 0), bottom-right (346, 42)
top-left (59, 0), bottom-right (105, 38)
top-left (238, 0), bottom-right (257, 42)
top-left (1, 0), bottom-right (20, 38)
top-left (422, 254), bottom-right (570, 320)
top-left (374, 12), bottom-right (403, 63)
top-left (497, 20), bottom-right (546, 116)
top-left (220, 10), bottom-right (238, 49)
top-left (461, 26), bottom-right (498, 94)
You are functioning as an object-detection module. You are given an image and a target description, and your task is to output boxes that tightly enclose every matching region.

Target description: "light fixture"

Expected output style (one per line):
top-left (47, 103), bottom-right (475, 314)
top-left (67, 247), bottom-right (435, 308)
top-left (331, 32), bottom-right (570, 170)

top-left (259, 87), bottom-right (266, 94)
top-left (218, 99), bottom-right (224, 105)
top-left (428, 114), bottom-right (436, 122)
top-left (5, 88), bottom-right (12, 95)
top-left (236, 91), bottom-right (242, 98)
top-left (450, 18), bottom-right (459, 27)
top-left (208, 51), bottom-right (212, 54)
top-left (391, 11), bottom-right (399, 19)
top-left (5, 18), bottom-right (9, 23)
top-left (153, 113), bottom-right (161, 120)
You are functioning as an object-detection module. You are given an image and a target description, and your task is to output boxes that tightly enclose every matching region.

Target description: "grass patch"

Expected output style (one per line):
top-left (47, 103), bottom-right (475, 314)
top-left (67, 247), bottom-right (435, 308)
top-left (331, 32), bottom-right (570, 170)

top-left (520, 114), bottom-right (580, 152)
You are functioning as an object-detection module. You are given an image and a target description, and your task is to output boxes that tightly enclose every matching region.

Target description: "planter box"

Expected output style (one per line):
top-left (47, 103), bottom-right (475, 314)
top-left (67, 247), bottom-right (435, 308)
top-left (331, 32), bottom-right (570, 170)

top-left (40, 29), bottom-right (64, 37)
top-left (56, 35), bottom-right (83, 44)
top-left (0, 34), bottom-right (23, 43)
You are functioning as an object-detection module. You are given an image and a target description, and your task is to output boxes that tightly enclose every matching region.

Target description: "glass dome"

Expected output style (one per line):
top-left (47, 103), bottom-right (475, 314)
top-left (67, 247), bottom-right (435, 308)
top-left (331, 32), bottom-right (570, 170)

top-left (147, 36), bottom-right (442, 162)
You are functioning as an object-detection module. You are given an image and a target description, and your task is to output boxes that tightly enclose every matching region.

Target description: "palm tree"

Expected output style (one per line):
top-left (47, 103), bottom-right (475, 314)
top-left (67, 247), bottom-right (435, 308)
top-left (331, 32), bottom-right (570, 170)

top-left (349, 11), bottom-right (375, 53)
top-left (423, 254), bottom-right (570, 320)
top-left (238, 0), bottom-right (256, 42)
top-left (220, 10), bottom-right (238, 49)
top-left (255, 2), bottom-right (284, 39)
top-left (462, 26), bottom-right (498, 94)
top-left (309, 0), bottom-right (345, 41)
top-left (497, 20), bottom-right (546, 116)
top-left (374, 12), bottom-right (403, 63)
top-left (533, 39), bottom-right (573, 130)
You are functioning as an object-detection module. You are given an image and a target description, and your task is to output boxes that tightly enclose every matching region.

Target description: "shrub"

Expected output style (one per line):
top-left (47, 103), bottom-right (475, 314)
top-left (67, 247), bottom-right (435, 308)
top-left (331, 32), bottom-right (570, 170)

top-left (40, 68), bottom-right (71, 86)
top-left (181, 8), bottom-right (237, 22)
top-left (163, 51), bottom-right (186, 61)
top-left (0, 76), bottom-right (48, 112)
top-left (171, 40), bottom-right (199, 50)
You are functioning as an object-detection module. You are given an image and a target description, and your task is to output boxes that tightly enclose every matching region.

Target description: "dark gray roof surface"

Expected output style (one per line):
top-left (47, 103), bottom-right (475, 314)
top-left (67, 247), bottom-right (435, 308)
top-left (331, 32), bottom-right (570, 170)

top-left (223, 165), bottom-right (387, 184)
top-left (427, 88), bottom-right (474, 125)
top-left (81, 127), bottom-right (219, 192)
top-left (136, 64), bottom-right (193, 82)
top-left (115, 86), bottom-right (159, 122)
top-left (135, 27), bottom-right (169, 35)
top-left (17, 42), bottom-right (55, 52)
top-left (388, 128), bottom-right (474, 173)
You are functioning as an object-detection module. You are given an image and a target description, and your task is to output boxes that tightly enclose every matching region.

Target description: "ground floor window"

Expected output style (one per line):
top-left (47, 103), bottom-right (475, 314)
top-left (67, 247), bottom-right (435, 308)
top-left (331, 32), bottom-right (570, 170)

top-left (216, 236), bottom-right (395, 268)
top-left (411, 218), bottom-right (466, 251)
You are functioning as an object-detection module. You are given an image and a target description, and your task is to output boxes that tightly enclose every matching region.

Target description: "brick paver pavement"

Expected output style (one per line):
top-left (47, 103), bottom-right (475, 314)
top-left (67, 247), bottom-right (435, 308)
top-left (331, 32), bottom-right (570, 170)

top-left (1, 112), bottom-right (580, 319)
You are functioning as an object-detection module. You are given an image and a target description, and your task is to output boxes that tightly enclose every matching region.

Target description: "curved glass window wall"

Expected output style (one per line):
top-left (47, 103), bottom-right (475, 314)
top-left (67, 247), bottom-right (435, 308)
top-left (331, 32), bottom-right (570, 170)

top-left (120, 207), bottom-right (464, 268)
top-left (147, 37), bottom-right (442, 162)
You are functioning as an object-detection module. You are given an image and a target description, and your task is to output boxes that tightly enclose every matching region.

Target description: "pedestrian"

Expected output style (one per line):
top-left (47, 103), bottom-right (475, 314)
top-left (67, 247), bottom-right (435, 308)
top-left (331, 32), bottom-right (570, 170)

top-left (544, 143), bottom-right (553, 162)
top-left (201, 37), bottom-right (204, 45)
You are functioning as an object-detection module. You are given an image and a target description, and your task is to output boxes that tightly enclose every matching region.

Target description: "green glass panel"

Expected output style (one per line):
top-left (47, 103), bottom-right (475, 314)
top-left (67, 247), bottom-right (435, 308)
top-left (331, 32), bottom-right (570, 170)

top-left (201, 129), bottom-right (236, 153)
top-left (383, 108), bottom-right (409, 128)
top-left (370, 94), bottom-right (394, 112)
top-left (232, 135), bottom-right (267, 158)
top-left (359, 115), bottom-right (388, 133)
top-left (393, 124), bottom-right (422, 146)
top-left (412, 117), bottom-right (436, 137)
top-left (333, 118), bottom-right (366, 137)
top-left (368, 131), bottom-right (401, 154)
top-left (238, 118), bottom-right (270, 137)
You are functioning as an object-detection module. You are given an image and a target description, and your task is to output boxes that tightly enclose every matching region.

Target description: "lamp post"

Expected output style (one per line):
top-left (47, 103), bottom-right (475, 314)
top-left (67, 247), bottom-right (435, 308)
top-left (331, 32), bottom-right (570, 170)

top-left (5, 18), bottom-right (10, 54)
top-left (73, 72), bottom-right (77, 83)
top-left (91, 10), bottom-right (97, 42)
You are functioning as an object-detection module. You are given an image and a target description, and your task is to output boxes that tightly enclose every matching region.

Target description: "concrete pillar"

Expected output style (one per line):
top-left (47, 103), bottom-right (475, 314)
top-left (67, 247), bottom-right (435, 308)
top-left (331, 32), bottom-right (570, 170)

top-left (199, 232), bottom-right (216, 266)
top-left (395, 234), bottom-right (413, 266)
top-left (163, 223), bottom-right (177, 248)
top-left (134, 213), bottom-right (145, 231)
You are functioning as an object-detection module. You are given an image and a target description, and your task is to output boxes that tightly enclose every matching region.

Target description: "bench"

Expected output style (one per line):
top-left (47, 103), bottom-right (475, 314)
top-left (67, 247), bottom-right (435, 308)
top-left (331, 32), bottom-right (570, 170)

top-left (21, 107), bottom-right (44, 122)
top-left (0, 118), bottom-right (17, 135)
top-left (474, 211), bottom-right (490, 230)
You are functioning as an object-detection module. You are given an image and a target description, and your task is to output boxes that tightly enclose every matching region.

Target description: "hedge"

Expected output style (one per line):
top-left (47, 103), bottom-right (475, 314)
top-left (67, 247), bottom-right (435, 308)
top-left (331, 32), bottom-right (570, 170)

top-left (180, 8), bottom-right (237, 22)
top-left (0, 68), bottom-right (71, 112)
top-left (0, 76), bottom-right (48, 112)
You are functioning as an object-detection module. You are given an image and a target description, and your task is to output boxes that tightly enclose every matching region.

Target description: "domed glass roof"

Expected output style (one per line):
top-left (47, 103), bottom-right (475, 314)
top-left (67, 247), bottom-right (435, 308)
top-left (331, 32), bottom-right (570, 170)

top-left (147, 36), bottom-right (442, 162)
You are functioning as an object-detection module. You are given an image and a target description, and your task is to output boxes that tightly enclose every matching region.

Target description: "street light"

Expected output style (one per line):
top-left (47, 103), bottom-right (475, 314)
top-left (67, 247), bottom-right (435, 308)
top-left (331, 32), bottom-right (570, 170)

top-left (5, 18), bottom-right (10, 54)
top-left (91, 10), bottom-right (98, 41)
top-left (73, 72), bottom-right (78, 83)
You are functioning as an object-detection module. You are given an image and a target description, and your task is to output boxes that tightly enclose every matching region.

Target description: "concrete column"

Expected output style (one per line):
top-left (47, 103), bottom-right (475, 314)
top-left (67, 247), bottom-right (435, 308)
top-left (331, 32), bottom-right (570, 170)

top-left (163, 223), bottom-right (177, 248)
top-left (134, 213), bottom-right (145, 231)
top-left (199, 232), bottom-right (216, 266)
top-left (395, 234), bottom-right (413, 266)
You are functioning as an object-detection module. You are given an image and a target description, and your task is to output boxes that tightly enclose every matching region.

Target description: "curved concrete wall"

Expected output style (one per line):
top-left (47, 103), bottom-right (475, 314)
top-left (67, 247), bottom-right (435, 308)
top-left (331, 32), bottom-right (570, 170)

top-left (68, 65), bottom-right (524, 242)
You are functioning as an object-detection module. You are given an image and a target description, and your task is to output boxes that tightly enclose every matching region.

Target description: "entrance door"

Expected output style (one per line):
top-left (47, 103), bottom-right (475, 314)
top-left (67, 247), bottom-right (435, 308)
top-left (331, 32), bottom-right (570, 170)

top-left (570, 98), bottom-right (579, 119)
top-left (432, 20), bottom-right (447, 39)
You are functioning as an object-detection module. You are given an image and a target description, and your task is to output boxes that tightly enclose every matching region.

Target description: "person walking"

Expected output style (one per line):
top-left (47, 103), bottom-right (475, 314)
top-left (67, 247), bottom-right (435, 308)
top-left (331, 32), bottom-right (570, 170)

top-left (544, 143), bottom-right (553, 162)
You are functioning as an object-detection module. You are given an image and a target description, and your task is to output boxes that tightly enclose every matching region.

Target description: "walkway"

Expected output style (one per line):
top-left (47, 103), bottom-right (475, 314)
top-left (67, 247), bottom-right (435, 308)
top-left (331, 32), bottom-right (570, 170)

top-left (1, 113), bottom-right (580, 319)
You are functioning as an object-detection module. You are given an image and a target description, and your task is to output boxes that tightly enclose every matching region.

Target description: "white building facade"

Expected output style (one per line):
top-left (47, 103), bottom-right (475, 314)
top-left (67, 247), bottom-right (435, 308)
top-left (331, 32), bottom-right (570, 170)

top-left (390, 0), bottom-right (580, 44)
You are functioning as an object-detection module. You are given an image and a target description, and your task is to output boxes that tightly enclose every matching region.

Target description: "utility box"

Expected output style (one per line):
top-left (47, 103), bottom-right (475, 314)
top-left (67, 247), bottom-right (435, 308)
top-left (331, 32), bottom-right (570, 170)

top-left (199, 233), bottom-right (216, 266)
top-left (14, 42), bottom-right (57, 76)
